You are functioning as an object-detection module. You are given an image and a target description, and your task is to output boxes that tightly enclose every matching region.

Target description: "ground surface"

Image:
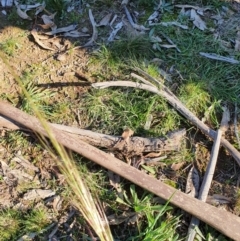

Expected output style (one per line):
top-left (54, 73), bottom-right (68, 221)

top-left (1, 0), bottom-right (240, 240)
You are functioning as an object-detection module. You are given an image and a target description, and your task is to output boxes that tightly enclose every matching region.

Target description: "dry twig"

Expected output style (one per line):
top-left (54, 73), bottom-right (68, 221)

top-left (187, 130), bottom-right (222, 241)
top-left (234, 102), bottom-right (240, 149)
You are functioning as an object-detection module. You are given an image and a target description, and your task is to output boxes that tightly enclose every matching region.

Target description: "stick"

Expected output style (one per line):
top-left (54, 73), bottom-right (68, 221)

top-left (0, 116), bottom-right (185, 153)
top-left (84, 9), bottom-right (98, 47)
top-left (187, 130), bottom-right (222, 241)
top-left (0, 102), bottom-right (240, 240)
top-left (234, 102), bottom-right (240, 149)
top-left (92, 81), bottom-right (240, 166)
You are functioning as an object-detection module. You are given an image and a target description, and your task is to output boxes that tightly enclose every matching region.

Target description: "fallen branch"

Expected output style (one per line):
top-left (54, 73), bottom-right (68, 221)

top-left (92, 80), bottom-right (240, 166)
top-left (0, 116), bottom-right (185, 154)
top-left (234, 102), bottom-right (240, 149)
top-left (0, 102), bottom-right (240, 240)
top-left (84, 9), bottom-right (98, 47)
top-left (187, 129), bottom-right (222, 240)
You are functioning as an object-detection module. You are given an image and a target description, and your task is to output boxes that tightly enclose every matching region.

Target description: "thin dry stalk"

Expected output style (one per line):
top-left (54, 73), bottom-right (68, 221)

top-left (58, 151), bottom-right (113, 241)
top-left (131, 73), bottom-right (155, 87)
top-left (234, 102), bottom-right (240, 149)
top-left (187, 130), bottom-right (222, 241)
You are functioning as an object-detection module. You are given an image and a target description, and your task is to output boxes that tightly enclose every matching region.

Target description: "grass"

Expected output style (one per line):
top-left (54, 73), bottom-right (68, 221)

top-left (0, 208), bottom-right (52, 240)
top-left (24, 207), bottom-right (51, 233)
top-left (0, 0), bottom-right (239, 240)
top-left (116, 185), bottom-right (180, 240)
top-left (0, 38), bottom-right (19, 56)
top-left (0, 210), bottom-right (21, 241)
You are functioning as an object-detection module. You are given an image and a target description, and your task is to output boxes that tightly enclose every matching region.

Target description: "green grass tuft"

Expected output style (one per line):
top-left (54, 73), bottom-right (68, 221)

top-left (0, 210), bottom-right (21, 241)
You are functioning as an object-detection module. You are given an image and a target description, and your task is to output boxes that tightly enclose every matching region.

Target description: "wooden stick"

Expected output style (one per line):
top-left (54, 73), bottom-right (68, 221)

top-left (187, 130), bottom-right (222, 240)
top-left (234, 102), bottom-right (240, 149)
top-left (0, 101), bottom-right (240, 240)
top-left (0, 116), bottom-right (185, 153)
top-left (92, 81), bottom-right (240, 166)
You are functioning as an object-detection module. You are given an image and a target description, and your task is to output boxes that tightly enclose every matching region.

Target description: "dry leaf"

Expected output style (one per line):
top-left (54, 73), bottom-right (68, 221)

top-left (110, 14), bottom-right (118, 26)
top-left (37, 23), bottom-right (55, 30)
top-left (156, 21), bottom-right (188, 30)
top-left (108, 21), bottom-right (123, 42)
top-left (63, 30), bottom-right (90, 38)
top-left (128, 213), bottom-right (141, 225)
top-left (23, 189), bottom-right (55, 201)
top-left (81, 27), bottom-right (89, 33)
top-left (144, 114), bottom-right (153, 130)
top-left (171, 162), bottom-right (185, 171)
top-left (45, 24), bottom-right (77, 35)
top-left (190, 9), bottom-right (207, 31)
top-left (185, 166), bottom-right (200, 198)
top-left (41, 14), bottom-right (57, 31)
top-left (220, 106), bottom-right (230, 134)
top-left (206, 194), bottom-right (231, 205)
top-left (144, 152), bottom-right (162, 158)
top-left (17, 233), bottom-right (37, 241)
top-left (160, 44), bottom-right (177, 48)
top-left (13, 155), bottom-right (39, 172)
top-left (108, 212), bottom-right (136, 225)
top-left (1, 0), bottom-right (13, 7)
top-left (16, 6), bottom-right (32, 20)
top-left (151, 35), bottom-right (162, 43)
top-left (108, 171), bottom-right (123, 198)
top-left (31, 29), bottom-right (55, 51)
top-left (175, 4), bottom-right (211, 13)
top-left (121, 0), bottom-right (129, 5)
top-left (56, 53), bottom-right (67, 62)
top-left (9, 169), bottom-right (34, 181)
top-left (35, 2), bottom-right (46, 15)
top-left (17, 2), bottom-right (42, 10)
top-left (52, 195), bottom-right (62, 212)
top-left (199, 52), bottom-right (240, 64)
top-left (235, 39), bottom-right (240, 52)
top-left (147, 10), bottom-right (159, 21)
top-left (122, 128), bottom-right (134, 141)
top-left (84, 9), bottom-right (98, 46)
top-left (0, 160), bottom-right (9, 175)
top-left (97, 13), bottom-right (112, 26)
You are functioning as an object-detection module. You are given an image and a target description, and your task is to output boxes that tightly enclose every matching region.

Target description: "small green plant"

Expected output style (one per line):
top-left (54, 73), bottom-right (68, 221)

top-left (45, 0), bottom-right (68, 17)
top-left (0, 38), bottom-right (19, 56)
top-left (179, 82), bottom-right (211, 117)
top-left (117, 185), bottom-right (180, 240)
top-left (82, 88), bottom-right (181, 135)
top-left (0, 209), bottom-right (21, 241)
top-left (20, 71), bottom-right (55, 115)
top-left (24, 207), bottom-right (51, 233)
top-left (110, 36), bottom-right (154, 61)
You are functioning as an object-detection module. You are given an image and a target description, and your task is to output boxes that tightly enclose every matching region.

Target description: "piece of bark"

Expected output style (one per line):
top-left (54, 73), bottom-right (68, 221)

top-left (0, 116), bottom-right (185, 155)
top-left (0, 102), bottom-right (240, 240)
